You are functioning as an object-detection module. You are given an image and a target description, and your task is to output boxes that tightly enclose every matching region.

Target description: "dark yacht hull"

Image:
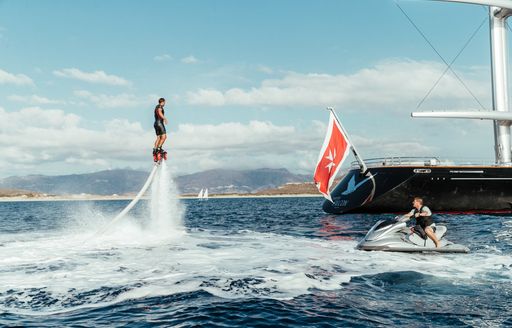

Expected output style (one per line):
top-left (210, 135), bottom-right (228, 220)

top-left (323, 166), bottom-right (512, 214)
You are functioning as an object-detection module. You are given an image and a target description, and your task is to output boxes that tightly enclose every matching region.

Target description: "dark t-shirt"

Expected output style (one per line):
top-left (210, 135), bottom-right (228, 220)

top-left (154, 105), bottom-right (165, 124)
top-left (410, 206), bottom-right (433, 228)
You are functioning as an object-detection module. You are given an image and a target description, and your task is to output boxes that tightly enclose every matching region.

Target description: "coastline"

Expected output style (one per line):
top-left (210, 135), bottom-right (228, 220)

top-left (0, 193), bottom-right (322, 202)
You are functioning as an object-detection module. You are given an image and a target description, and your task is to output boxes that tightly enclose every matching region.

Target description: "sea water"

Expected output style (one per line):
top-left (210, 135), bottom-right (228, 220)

top-left (0, 167), bottom-right (511, 326)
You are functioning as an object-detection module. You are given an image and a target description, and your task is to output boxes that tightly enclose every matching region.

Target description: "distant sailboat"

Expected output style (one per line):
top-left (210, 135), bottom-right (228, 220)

top-left (197, 188), bottom-right (209, 200)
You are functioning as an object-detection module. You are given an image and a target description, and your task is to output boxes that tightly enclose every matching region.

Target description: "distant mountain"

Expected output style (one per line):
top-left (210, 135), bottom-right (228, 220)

top-left (176, 168), bottom-right (310, 194)
top-left (0, 168), bottom-right (310, 196)
top-left (0, 169), bottom-right (149, 195)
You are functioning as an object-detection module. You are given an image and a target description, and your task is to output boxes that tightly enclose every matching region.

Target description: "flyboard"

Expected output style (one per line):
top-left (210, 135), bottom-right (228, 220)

top-left (90, 150), bottom-right (167, 239)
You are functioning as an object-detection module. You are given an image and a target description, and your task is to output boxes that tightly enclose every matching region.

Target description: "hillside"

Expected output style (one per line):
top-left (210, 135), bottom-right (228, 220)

top-left (176, 168), bottom-right (309, 194)
top-left (0, 188), bottom-right (46, 198)
top-left (0, 168), bottom-right (311, 196)
top-left (253, 179), bottom-right (341, 196)
top-left (0, 169), bottom-right (149, 196)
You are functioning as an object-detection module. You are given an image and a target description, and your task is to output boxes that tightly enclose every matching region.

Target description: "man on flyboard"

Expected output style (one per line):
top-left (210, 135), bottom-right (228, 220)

top-left (152, 97), bottom-right (168, 162)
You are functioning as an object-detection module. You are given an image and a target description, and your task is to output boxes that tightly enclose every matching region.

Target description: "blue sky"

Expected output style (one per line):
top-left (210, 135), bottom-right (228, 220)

top-left (0, 0), bottom-right (502, 177)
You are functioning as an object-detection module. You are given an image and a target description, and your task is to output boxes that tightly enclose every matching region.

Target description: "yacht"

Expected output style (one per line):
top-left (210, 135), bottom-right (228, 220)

top-left (324, 0), bottom-right (512, 214)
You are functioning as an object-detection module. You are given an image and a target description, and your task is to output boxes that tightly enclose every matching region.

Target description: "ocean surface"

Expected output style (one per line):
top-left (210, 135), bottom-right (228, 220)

top-left (1, 164), bottom-right (511, 327)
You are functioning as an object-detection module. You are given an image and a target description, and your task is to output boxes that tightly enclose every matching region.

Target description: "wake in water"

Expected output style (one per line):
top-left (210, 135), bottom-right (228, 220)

top-left (0, 175), bottom-right (511, 316)
top-left (1, 225), bottom-right (511, 315)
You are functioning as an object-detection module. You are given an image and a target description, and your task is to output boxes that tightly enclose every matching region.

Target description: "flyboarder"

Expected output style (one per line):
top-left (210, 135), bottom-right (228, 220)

top-left (153, 97), bottom-right (168, 162)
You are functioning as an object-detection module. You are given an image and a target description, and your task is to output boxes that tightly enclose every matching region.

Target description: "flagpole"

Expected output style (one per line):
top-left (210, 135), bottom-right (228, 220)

top-left (327, 107), bottom-right (368, 174)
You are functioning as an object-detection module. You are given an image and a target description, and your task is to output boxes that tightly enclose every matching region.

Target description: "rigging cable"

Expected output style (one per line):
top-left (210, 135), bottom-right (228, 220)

top-left (416, 16), bottom-right (488, 109)
top-left (395, 1), bottom-right (487, 110)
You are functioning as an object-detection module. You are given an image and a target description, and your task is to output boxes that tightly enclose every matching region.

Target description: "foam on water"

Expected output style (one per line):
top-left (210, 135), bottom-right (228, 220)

top-left (76, 161), bottom-right (186, 245)
top-left (496, 219), bottom-right (512, 245)
top-left (1, 169), bottom-right (511, 315)
top-left (1, 225), bottom-right (511, 315)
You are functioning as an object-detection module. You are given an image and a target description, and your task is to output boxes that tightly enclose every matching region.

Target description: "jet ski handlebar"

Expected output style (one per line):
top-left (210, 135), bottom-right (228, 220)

top-left (394, 215), bottom-right (409, 223)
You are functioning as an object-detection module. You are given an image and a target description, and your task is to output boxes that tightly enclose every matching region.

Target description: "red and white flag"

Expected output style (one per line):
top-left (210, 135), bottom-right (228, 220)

top-left (314, 111), bottom-right (351, 202)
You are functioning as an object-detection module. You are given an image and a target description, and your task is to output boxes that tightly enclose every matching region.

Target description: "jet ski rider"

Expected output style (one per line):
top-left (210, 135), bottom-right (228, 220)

top-left (401, 197), bottom-right (441, 248)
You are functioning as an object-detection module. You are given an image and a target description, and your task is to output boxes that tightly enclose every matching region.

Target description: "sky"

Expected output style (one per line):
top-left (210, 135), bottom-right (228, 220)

top-left (0, 0), bottom-right (504, 178)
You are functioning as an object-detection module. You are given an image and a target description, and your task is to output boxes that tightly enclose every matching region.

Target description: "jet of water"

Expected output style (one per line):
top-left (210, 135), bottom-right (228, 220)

top-left (150, 161), bottom-right (185, 235)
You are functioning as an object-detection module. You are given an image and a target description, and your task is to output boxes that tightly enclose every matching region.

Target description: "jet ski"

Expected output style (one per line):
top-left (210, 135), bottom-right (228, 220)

top-left (357, 218), bottom-right (469, 253)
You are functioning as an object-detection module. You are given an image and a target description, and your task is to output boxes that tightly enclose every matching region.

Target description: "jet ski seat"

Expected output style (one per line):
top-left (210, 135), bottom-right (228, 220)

top-left (412, 223), bottom-right (436, 240)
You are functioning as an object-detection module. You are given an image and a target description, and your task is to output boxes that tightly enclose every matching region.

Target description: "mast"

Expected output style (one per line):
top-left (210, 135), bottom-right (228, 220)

top-left (489, 5), bottom-right (512, 163)
top-left (413, 0), bottom-right (512, 165)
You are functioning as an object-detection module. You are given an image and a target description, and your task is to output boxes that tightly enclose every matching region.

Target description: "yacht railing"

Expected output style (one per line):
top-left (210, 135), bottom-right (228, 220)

top-left (349, 157), bottom-right (499, 169)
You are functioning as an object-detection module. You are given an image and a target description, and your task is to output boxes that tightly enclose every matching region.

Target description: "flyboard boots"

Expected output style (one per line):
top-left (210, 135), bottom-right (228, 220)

top-left (153, 147), bottom-right (168, 162)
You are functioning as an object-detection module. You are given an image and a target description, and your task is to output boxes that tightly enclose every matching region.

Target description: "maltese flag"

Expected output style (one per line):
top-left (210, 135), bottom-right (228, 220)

top-left (314, 111), bottom-right (351, 202)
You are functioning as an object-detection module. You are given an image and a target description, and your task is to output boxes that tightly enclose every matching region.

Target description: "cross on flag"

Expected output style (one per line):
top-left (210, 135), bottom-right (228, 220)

top-left (313, 110), bottom-right (351, 202)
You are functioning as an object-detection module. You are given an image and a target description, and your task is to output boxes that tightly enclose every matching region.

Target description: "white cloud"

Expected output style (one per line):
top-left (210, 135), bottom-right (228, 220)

top-left (0, 107), bottom-right (80, 130)
top-left (257, 65), bottom-right (274, 74)
top-left (187, 89), bottom-right (226, 106)
top-left (0, 108), bottom-right (324, 176)
top-left (350, 135), bottom-right (437, 157)
top-left (8, 94), bottom-right (65, 105)
top-left (181, 55), bottom-right (199, 64)
top-left (0, 106), bottom-right (152, 176)
top-left (164, 120), bottom-right (441, 174)
top-left (171, 121), bottom-right (297, 150)
top-left (53, 68), bottom-right (131, 86)
top-left (186, 59), bottom-right (490, 110)
top-left (74, 90), bottom-right (144, 108)
top-left (64, 157), bottom-right (110, 166)
top-left (165, 120), bottom-right (320, 173)
top-left (0, 106), bottom-right (489, 178)
top-left (153, 54), bottom-right (173, 62)
top-left (0, 69), bottom-right (34, 86)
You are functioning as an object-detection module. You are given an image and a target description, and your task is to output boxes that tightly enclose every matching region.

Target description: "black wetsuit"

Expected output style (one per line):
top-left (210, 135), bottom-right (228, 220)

top-left (153, 105), bottom-right (166, 136)
top-left (413, 206), bottom-right (433, 239)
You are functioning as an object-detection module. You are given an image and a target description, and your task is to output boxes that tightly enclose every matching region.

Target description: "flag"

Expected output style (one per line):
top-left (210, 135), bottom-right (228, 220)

top-left (314, 111), bottom-right (351, 202)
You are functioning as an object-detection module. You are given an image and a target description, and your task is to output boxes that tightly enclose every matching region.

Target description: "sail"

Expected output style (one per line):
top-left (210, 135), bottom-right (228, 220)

top-left (197, 188), bottom-right (204, 199)
top-left (204, 188), bottom-right (209, 199)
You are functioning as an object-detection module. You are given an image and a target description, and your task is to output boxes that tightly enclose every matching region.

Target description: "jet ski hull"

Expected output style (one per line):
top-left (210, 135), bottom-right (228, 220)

top-left (357, 219), bottom-right (469, 253)
top-left (358, 243), bottom-right (470, 253)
